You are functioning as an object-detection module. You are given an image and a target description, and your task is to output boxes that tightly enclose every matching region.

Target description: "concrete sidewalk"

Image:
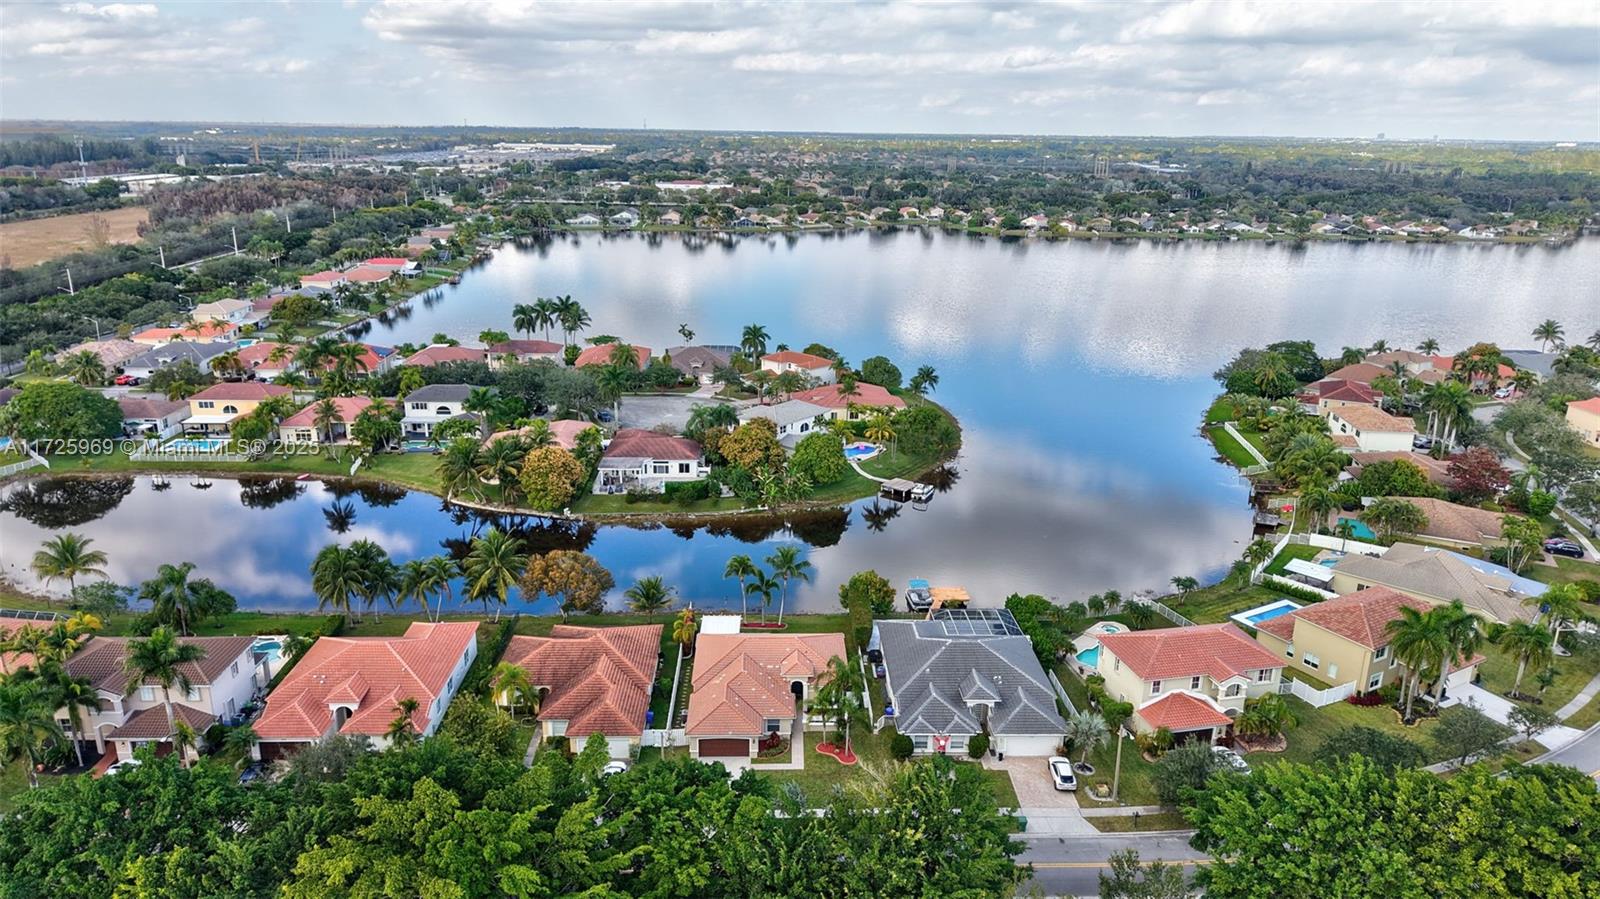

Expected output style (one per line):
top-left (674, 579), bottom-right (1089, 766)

top-left (1556, 672), bottom-right (1600, 720)
top-left (1445, 684), bottom-right (1584, 751)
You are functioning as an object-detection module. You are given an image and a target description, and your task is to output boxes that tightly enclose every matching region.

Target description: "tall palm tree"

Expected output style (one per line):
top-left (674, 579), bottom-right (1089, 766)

top-left (124, 627), bottom-right (206, 747)
top-left (1429, 601), bottom-right (1482, 703)
top-left (864, 414), bottom-right (896, 452)
top-left (723, 554), bottom-right (758, 618)
top-left (1169, 576), bottom-right (1199, 599)
top-left (773, 369), bottom-right (804, 400)
top-left (672, 608), bottom-right (698, 658)
top-left (171, 718), bottom-right (199, 769)
top-left (1587, 329), bottom-right (1600, 352)
top-left (511, 303), bottom-right (538, 339)
top-left (533, 297), bottom-right (560, 342)
top-left (1526, 583), bottom-right (1593, 642)
top-left (595, 364), bottom-right (631, 421)
top-left (1531, 319), bottom-right (1565, 352)
top-left (437, 437), bottom-right (484, 500)
top-left (137, 561), bottom-right (209, 635)
top-left (49, 669), bottom-right (103, 767)
top-left (1369, 338), bottom-right (1390, 354)
top-left (749, 570), bottom-right (781, 625)
top-left (312, 398), bottom-right (341, 448)
top-left (311, 544), bottom-right (365, 627)
top-left (475, 437), bottom-right (526, 497)
top-left (462, 528), bottom-right (527, 621)
top-left (740, 324), bottom-right (770, 359)
top-left (0, 680), bottom-right (63, 789)
top-left (1298, 485), bottom-right (1341, 534)
top-left (490, 662), bottom-right (535, 717)
top-left (419, 555), bottom-right (460, 621)
top-left (557, 297), bottom-right (590, 346)
top-left (1422, 380), bottom-right (1473, 449)
top-left (1497, 622), bottom-right (1554, 699)
top-left (63, 350), bottom-right (107, 387)
top-left (765, 546), bottom-right (812, 626)
top-left (350, 539), bottom-right (398, 621)
top-left (623, 576), bottom-right (675, 612)
top-left (397, 559), bottom-right (434, 621)
top-left (1417, 337), bottom-right (1440, 355)
top-left (31, 533), bottom-right (109, 601)
top-left (386, 696), bottom-right (420, 745)
top-left (908, 365), bottom-right (939, 395)
top-left (816, 654), bottom-right (865, 755)
top-left (1385, 606), bottom-right (1446, 722)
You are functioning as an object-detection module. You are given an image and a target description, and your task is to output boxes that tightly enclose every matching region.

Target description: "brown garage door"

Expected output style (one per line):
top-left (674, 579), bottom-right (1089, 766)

top-left (697, 738), bottom-right (749, 758)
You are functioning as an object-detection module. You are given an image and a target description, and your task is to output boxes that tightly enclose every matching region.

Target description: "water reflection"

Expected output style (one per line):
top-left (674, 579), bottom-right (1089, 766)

top-left (0, 477), bottom-right (135, 527)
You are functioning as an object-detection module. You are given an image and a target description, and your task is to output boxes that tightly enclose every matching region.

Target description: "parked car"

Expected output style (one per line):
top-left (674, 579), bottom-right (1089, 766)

top-left (1412, 435), bottom-right (1434, 450)
top-left (1047, 756), bottom-right (1078, 791)
top-left (1543, 538), bottom-right (1585, 559)
top-left (1212, 745), bottom-right (1251, 772)
top-left (601, 760), bottom-right (629, 777)
top-left (1493, 386), bottom-right (1514, 399)
top-left (239, 762), bottom-right (267, 784)
top-left (104, 759), bottom-right (142, 776)
top-left (114, 374), bottom-right (141, 386)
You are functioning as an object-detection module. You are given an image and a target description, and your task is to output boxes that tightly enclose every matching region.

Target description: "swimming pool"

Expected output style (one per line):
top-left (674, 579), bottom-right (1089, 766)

top-left (844, 441), bottom-right (881, 460)
top-left (1076, 645), bottom-right (1100, 667)
top-left (1231, 598), bottom-right (1304, 629)
top-left (252, 638), bottom-right (284, 664)
top-left (164, 438), bottom-right (229, 452)
top-left (1336, 517), bottom-right (1377, 541)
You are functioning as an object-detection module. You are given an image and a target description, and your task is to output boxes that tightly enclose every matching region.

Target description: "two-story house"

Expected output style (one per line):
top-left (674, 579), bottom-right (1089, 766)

top-left (1095, 624), bottom-right (1284, 745)
top-left (760, 350), bottom-right (836, 384)
top-left (184, 382), bottom-right (292, 435)
top-left (401, 384), bottom-right (479, 438)
top-left (595, 429), bottom-right (709, 493)
top-left (1326, 405), bottom-right (1416, 452)
top-left (486, 339), bottom-right (564, 369)
top-left (62, 635), bottom-right (263, 764)
top-left (189, 299), bottom-right (254, 325)
top-left (738, 400), bottom-right (830, 448)
top-left (787, 383), bottom-right (907, 421)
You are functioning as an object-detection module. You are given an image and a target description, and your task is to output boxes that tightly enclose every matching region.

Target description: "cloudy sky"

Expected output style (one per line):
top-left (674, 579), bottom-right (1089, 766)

top-left (2, 0), bottom-right (1596, 140)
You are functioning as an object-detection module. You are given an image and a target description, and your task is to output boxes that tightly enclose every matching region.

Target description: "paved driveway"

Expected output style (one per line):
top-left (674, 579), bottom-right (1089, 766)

top-left (617, 394), bottom-right (725, 431)
top-left (1448, 683), bottom-right (1584, 751)
top-left (986, 754), bottom-right (1080, 809)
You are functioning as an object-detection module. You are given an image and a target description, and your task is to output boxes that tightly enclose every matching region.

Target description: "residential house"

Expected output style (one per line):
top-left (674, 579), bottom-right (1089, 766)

top-left (69, 338), bottom-right (146, 371)
top-left (278, 396), bottom-right (373, 446)
top-left (685, 630), bottom-right (847, 760)
top-left (596, 429), bottom-right (708, 493)
top-left (404, 235), bottom-right (435, 256)
top-left (1364, 350), bottom-right (1434, 374)
top-left (252, 621), bottom-right (478, 760)
top-left (1020, 213), bottom-right (1050, 229)
top-left (344, 266), bottom-right (393, 286)
top-left (787, 383), bottom-right (906, 421)
top-left (1329, 542), bottom-right (1539, 624)
top-left (575, 344), bottom-right (650, 369)
top-left (738, 400), bottom-right (830, 448)
top-left (234, 341), bottom-right (296, 381)
top-left (664, 345), bottom-right (733, 384)
top-left (117, 395), bottom-right (189, 439)
top-left (1384, 497), bottom-right (1505, 549)
top-left (62, 635), bottom-right (262, 763)
top-left (500, 624), bottom-right (662, 758)
top-left (121, 341), bottom-right (238, 381)
top-left (401, 384), bottom-right (478, 438)
top-left (1323, 362), bottom-right (1390, 385)
top-left (926, 206), bottom-right (945, 220)
top-left (897, 206), bottom-right (921, 219)
top-left (609, 209), bottom-right (640, 228)
top-left (190, 299), bottom-right (253, 325)
top-left (1345, 451), bottom-right (1457, 489)
top-left (876, 615), bottom-right (1067, 757)
top-left (1327, 406), bottom-right (1416, 452)
top-left (485, 419), bottom-right (597, 451)
top-left (364, 257), bottom-right (420, 276)
top-left (1298, 378), bottom-right (1383, 416)
top-left (1095, 624), bottom-right (1284, 744)
top-left (1253, 586), bottom-right (1484, 696)
top-left (486, 339), bottom-right (563, 369)
top-left (132, 321), bottom-right (239, 346)
top-left (400, 344), bottom-right (488, 368)
top-left (184, 382), bottom-right (292, 435)
top-left (308, 343), bottom-right (397, 379)
top-left (421, 225), bottom-right (456, 240)
top-left (1428, 355), bottom-right (1515, 393)
top-left (566, 213), bottom-right (602, 226)
top-left (299, 270), bottom-right (348, 291)
top-left (760, 350), bottom-right (835, 384)
top-left (1565, 397), bottom-right (1600, 448)
top-left (658, 209), bottom-right (683, 226)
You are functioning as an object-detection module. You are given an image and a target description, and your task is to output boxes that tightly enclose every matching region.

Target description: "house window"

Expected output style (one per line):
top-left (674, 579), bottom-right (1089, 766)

top-left (1373, 646), bottom-right (1388, 662)
top-left (1190, 676), bottom-right (1202, 691)
top-left (764, 719), bottom-right (783, 733)
top-left (1367, 673), bottom-right (1383, 690)
top-left (912, 736), bottom-right (929, 751)
top-left (1302, 653), bottom-right (1321, 670)
top-left (139, 686), bottom-right (155, 701)
top-left (198, 401), bottom-right (215, 409)
top-left (231, 661), bottom-right (239, 676)
top-left (434, 405), bottom-right (452, 415)
top-left (548, 720), bottom-right (567, 737)
top-left (1256, 669), bottom-right (1273, 682)
top-left (1225, 684), bottom-right (1242, 698)
top-left (410, 402), bottom-right (426, 410)
top-left (1285, 643), bottom-right (1295, 659)
top-left (1150, 680), bottom-right (1162, 695)
top-left (652, 462), bottom-right (670, 475)
top-left (222, 405), bottom-right (238, 415)
top-left (186, 687), bottom-right (202, 701)
top-left (678, 462), bottom-right (690, 474)
top-left (1327, 664), bottom-right (1338, 679)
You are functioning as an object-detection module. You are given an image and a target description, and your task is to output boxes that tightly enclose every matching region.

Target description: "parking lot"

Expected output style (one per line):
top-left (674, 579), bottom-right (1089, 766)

top-left (616, 394), bottom-right (727, 432)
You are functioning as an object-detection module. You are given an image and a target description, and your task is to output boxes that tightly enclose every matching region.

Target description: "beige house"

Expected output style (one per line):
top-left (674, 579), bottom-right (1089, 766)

top-left (1094, 624), bottom-right (1284, 744)
top-left (1393, 497), bottom-right (1505, 549)
top-left (500, 624), bottom-right (662, 759)
top-left (1327, 405), bottom-right (1416, 452)
top-left (185, 382), bottom-right (293, 435)
top-left (1329, 542), bottom-right (1538, 624)
top-left (1567, 397), bottom-right (1600, 448)
top-left (685, 630), bottom-right (846, 760)
top-left (1254, 586), bottom-right (1484, 695)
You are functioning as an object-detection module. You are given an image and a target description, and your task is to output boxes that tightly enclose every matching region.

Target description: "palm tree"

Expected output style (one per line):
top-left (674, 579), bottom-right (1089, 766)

top-left (171, 718), bottom-right (198, 769)
top-left (1422, 380), bottom-right (1474, 448)
top-left (557, 298), bottom-right (590, 346)
top-left (0, 680), bottom-right (63, 788)
top-left (595, 364), bottom-right (631, 422)
top-left (1064, 710), bottom-right (1110, 767)
top-left (1334, 519), bottom-right (1358, 552)
top-left (522, 419), bottom-right (555, 449)
top-left (1498, 622), bottom-right (1554, 699)
top-left (1299, 485), bottom-right (1341, 535)
top-left (1369, 338), bottom-right (1390, 354)
top-left (353, 540), bottom-right (400, 620)
top-left (437, 437), bottom-right (484, 499)
top-left (677, 323), bottom-right (695, 342)
top-left (772, 369), bottom-right (804, 400)
top-left (397, 559), bottom-right (434, 622)
top-left (224, 723), bottom-right (259, 764)
top-left (64, 611), bottom-right (102, 637)
top-left (672, 608), bottom-right (698, 658)
top-left (749, 571), bottom-right (781, 625)
top-left (475, 437), bottom-right (526, 497)
top-left (533, 297), bottom-right (560, 342)
top-left (1532, 319), bottom-right (1565, 352)
top-left (137, 561), bottom-right (211, 635)
top-left (1169, 576), bottom-right (1199, 600)
top-left (766, 546), bottom-right (811, 626)
top-left (419, 555), bottom-right (460, 621)
top-left (1417, 337), bottom-right (1440, 355)
top-left (386, 697), bottom-right (420, 745)
top-left (623, 575), bottom-right (675, 612)
top-left (490, 662), bottom-right (534, 717)
top-left (723, 555), bottom-right (758, 618)
top-left (31, 534), bottom-right (109, 601)
top-left (1338, 346), bottom-right (1365, 366)
top-left (864, 414), bottom-right (896, 452)
top-left (311, 544), bottom-right (365, 627)
top-left (210, 350), bottom-right (246, 382)
top-left (63, 350), bottom-right (106, 387)
top-left (740, 324), bottom-right (770, 359)
top-left (1429, 601), bottom-right (1482, 704)
top-left (1385, 606), bottom-right (1446, 722)
top-left (1587, 329), bottom-right (1600, 352)
top-left (687, 403), bottom-right (740, 436)
top-left (312, 398), bottom-right (342, 449)
top-left (908, 365), bottom-right (939, 395)
top-left (49, 670), bottom-right (102, 767)
top-left (124, 627), bottom-right (206, 747)
top-left (462, 528), bottom-right (527, 621)
top-left (512, 303), bottom-right (538, 339)
top-left (1527, 583), bottom-right (1593, 643)
top-left (1235, 694), bottom-right (1297, 741)
top-left (816, 654), bottom-right (866, 756)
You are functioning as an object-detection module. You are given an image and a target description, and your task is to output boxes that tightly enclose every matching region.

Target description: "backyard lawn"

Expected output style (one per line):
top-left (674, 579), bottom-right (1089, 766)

top-left (1207, 426), bottom-right (1258, 469)
top-left (1166, 582), bottom-right (1288, 626)
top-left (1263, 543), bottom-right (1323, 576)
top-left (1052, 667), bottom-right (1161, 807)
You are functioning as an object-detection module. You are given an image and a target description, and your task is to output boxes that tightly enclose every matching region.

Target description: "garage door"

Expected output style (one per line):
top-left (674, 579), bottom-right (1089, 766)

top-left (606, 737), bottom-right (634, 760)
top-left (697, 738), bottom-right (749, 758)
top-left (995, 735), bottom-right (1063, 757)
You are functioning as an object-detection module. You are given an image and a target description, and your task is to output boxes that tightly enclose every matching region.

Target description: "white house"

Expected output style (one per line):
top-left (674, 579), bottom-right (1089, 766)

top-left (739, 400), bottom-right (829, 448)
top-left (759, 350), bottom-right (836, 384)
top-left (117, 395), bottom-right (189, 439)
top-left (609, 209), bottom-right (640, 227)
top-left (565, 213), bottom-right (602, 226)
top-left (1327, 406), bottom-right (1417, 452)
top-left (596, 429), bottom-right (709, 493)
top-left (401, 384), bottom-right (478, 438)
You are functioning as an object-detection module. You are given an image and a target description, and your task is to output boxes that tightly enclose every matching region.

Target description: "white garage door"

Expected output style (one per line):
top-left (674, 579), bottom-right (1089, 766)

top-left (606, 737), bottom-right (634, 760)
top-left (994, 735), bottom-right (1061, 757)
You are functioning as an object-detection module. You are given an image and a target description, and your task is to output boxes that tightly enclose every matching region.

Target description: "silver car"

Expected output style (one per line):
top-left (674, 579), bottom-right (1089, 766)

top-left (1212, 745), bottom-right (1250, 772)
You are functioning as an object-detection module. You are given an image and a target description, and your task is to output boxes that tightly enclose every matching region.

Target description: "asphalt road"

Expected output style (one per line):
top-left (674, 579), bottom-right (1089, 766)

top-left (1017, 832), bottom-right (1206, 897)
top-left (1534, 724), bottom-right (1600, 785)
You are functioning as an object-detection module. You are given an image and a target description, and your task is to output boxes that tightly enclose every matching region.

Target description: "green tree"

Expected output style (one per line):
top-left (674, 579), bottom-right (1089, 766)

top-left (0, 381), bottom-right (122, 440)
top-left (1500, 514), bottom-right (1544, 573)
top-left (1428, 600), bottom-right (1483, 704)
top-left (1311, 725), bottom-right (1425, 771)
top-left (1234, 693), bottom-right (1298, 741)
top-left (1430, 702), bottom-right (1512, 768)
top-left (0, 680), bottom-right (64, 788)
top-left (461, 528), bottom-right (527, 621)
top-left (765, 545), bottom-right (812, 626)
top-left (517, 445), bottom-right (586, 511)
top-left (622, 575), bottom-right (675, 612)
top-left (1098, 848), bottom-right (1191, 899)
top-left (1362, 496), bottom-right (1428, 542)
top-left (908, 364), bottom-right (939, 395)
top-left (489, 661), bottom-right (535, 717)
top-left (1386, 604), bottom-right (1446, 722)
top-left (723, 554), bottom-right (759, 618)
top-left (520, 550), bottom-right (614, 618)
top-left (1154, 740), bottom-right (1228, 805)
top-left (436, 437), bottom-right (483, 499)
top-left (124, 627), bottom-right (207, 747)
top-left (719, 417), bottom-right (786, 473)
top-left (62, 349), bottom-right (107, 387)
top-left (672, 607), bottom-right (698, 658)
top-left (1497, 621), bottom-right (1555, 699)
top-left (740, 323), bottom-right (770, 358)
top-left (30, 533), bottom-right (108, 599)
top-left (1532, 318), bottom-right (1565, 352)
top-left (1064, 710), bottom-right (1109, 766)
top-left (858, 355), bottom-right (902, 390)
top-left (311, 543), bottom-right (365, 627)
top-left (48, 669), bottom-right (103, 767)
top-left (136, 561), bottom-right (234, 635)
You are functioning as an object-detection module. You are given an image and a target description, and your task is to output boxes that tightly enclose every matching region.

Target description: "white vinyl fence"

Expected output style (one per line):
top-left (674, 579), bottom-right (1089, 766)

top-left (1277, 679), bottom-right (1356, 708)
top-left (1295, 532), bottom-right (1387, 556)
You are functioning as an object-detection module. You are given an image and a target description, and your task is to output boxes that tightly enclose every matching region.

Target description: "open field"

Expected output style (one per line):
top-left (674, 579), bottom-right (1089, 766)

top-left (0, 206), bottom-right (149, 268)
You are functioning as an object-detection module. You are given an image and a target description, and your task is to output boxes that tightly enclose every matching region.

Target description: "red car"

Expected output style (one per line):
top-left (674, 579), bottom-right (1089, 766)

top-left (114, 374), bottom-right (140, 386)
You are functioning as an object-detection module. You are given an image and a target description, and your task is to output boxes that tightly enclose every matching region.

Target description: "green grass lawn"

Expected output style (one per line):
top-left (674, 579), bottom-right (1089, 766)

top-left (1204, 396), bottom-right (1238, 424)
top-left (569, 493), bottom-right (750, 515)
top-left (1236, 426), bottom-right (1270, 457)
top-left (1523, 556), bottom-right (1600, 589)
top-left (761, 730), bottom-right (1018, 808)
top-left (1264, 543), bottom-right (1323, 576)
top-left (1052, 668), bottom-right (1161, 806)
top-left (1207, 426), bottom-right (1258, 469)
top-left (1563, 694), bottom-right (1600, 730)
top-left (1167, 582), bottom-right (1286, 626)
top-left (1087, 811), bottom-right (1191, 833)
top-left (1475, 639), bottom-right (1600, 712)
top-left (1251, 696), bottom-right (1442, 767)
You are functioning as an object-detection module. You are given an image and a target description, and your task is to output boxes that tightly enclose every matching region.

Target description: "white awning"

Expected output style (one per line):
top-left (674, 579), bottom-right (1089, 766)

top-left (1284, 558), bottom-right (1335, 584)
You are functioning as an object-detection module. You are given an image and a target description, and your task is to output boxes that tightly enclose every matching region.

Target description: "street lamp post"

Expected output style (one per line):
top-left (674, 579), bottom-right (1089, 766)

top-left (79, 315), bottom-right (102, 340)
top-left (1110, 725), bottom-right (1128, 802)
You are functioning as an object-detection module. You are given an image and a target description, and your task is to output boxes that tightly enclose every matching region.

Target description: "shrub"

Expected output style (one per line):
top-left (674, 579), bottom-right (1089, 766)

top-left (1154, 741), bottom-right (1227, 804)
top-left (664, 479), bottom-right (712, 504)
top-left (789, 432), bottom-right (848, 485)
top-left (623, 486), bottom-right (654, 505)
top-left (518, 446), bottom-right (586, 511)
top-left (1101, 699), bottom-right (1134, 733)
top-left (1527, 490), bottom-right (1557, 517)
top-left (460, 619), bottom-right (516, 696)
top-left (889, 733), bottom-right (914, 760)
top-left (967, 733), bottom-right (990, 759)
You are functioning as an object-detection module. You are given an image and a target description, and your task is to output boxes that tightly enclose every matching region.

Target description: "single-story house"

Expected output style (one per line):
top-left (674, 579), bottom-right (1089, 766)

top-left (344, 265), bottom-right (393, 285)
top-left (658, 210), bottom-right (683, 226)
top-left (69, 338), bottom-right (146, 370)
top-left (685, 631), bottom-right (847, 761)
top-left (299, 270), bottom-right (348, 291)
top-left (404, 236), bottom-right (435, 256)
top-left (400, 344), bottom-right (488, 368)
top-left (1329, 542), bottom-right (1539, 624)
top-left (1395, 497), bottom-right (1505, 548)
top-left (1327, 405), bottom-right (1416, 452)
top-left (738, 400), bottom-right (830, 448)
top-left (760, 350), bottom-right (836, 384)
top-left (1344, 451), bottom-right (1457, 489)
top-left (596, 429), bottom-right (708, 493)
top-left (184, 382), bottom-right (292, 435)
top-left (1566, 397), bottom-right (1600, 449)
top-left (876, 615), bottom-right (1067, 757)
top-left (132, 321), bottom-right (239, 346)
top-left (575, 344), bottom-right (650, 370)
top-left (402, 384), bottom-right (478, 438)
top-left (234, 341), bottom-right (296, 380)
top-left (253, 621), bottom-right (478, 760)
top-left (787, 383), bottom-right (906, 421)
top-left (486, 339), bottom-right (563, 368)
top-left (609, 209), bottom-right (640, 227)
top-left (364, 257), bottom-right (420, 275)
top-left (117, 395), bottom-right (189, 439)
top-left (500, 624), bottom-right (662, 759)
top-left (1428, 355), bottom-right (1515, 393)
top-left (566, 213), bottom-right (603, 226)
top-left (1322, 362), bottom-right (1390, 385)
top-left (1253, 586), bottom-right (1483, 696)
top-left (1095, 624), bottom-right (1285, 745)
top-left (278, 396), bottom-right (373, 446)
top-left (664, 345), bottom-right (733, 384)
top-left (485, 419), bottom-right (596, 451)
top-left (121, 341), bottom-right (238, 381)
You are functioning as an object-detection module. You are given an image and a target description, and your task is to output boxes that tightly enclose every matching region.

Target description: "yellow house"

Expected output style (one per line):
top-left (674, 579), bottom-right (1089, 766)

top-left (1253, 586), bottom-right (1484, 696)
top-left (1329, 542), bottom-right (1538, 624)
top-left (1095, 624), bottom-right (1284, 744)
top-left (185, 382), bottom-right (293, 435)
top-left (1567, 397), bottom-right (1600, 448)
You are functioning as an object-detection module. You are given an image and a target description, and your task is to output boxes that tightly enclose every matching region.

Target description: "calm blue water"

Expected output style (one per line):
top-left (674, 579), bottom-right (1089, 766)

top-left (2, 231), bottom-right (1596, 612)
top-left (1337, 517), bottom-right (1378, 541)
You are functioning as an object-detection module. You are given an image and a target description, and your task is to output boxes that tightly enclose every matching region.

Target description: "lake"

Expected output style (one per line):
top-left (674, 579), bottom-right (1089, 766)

top-left (2, 231), bottom-right (1596, 614)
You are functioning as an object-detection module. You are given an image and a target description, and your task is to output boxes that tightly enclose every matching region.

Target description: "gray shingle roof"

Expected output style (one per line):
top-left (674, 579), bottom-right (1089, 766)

top-left (404, 384), bottom-right (476, 403)
top-left (124, 340), bottom-right (237, 370)
top-left (878, 620), bottom-right (1066, 738)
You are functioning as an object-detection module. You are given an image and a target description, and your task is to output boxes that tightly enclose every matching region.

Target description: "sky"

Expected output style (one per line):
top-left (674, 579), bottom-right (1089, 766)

top-left (2, 0), bottom-right (1597, 141)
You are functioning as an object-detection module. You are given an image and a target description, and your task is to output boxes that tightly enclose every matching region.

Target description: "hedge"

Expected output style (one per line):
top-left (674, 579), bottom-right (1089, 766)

top-left (459, 617), bottom-right (517, 697)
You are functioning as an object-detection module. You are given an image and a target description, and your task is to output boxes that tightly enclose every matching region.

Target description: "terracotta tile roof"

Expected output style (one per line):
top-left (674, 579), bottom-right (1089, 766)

top-left (686, 633), bottom-right (846, 736)
top-left (1324, 362), bottom-right (1389, 384)
top-left (789, 383), bottom-right (906, 410)
top-left (1136, 692), bottom-right (1232, 732)
top-left (503, 624), bottom-right (662, 737)
top-left (1097, 624), bottom-right (1283, 683)
top-left (365, 257), bottom-right (410, 267)
top-left (601, 428), bottom-right (703, 462)
top-left (488, 339), bottom-right (563, 355)
top-left (280, 396), bottom-right (373, 428)
top-left (1364, 350), bottom-right (1430, 368)
top-left (301, 270), bottom-right (346, 284)
top-left (1256, 586), bottom-right (1430, 648)
top-left (1330, 405), bottom-right (1413, 433)
top-left (254, 621), bottom-right (477, 741)
top-left (1568, 397), bottom-right (1600, 416)
top-left (189, 381), bottom-right (292, 402)
top-left (575, 344), bottom-right (651, 369)
top-left (234, 342), bottom-right (292, 370)
top-left (486, 419), bottom-right (596, 450)
top-left (0, 620), bottom-right (43, 672)
top-left (761, 350), bottom-right (833, 369)
top-left (72, 338), bottom-right (146, 367)
top-left (106, 703), bottom-right (216, 741)
top-left (344, 266), bottom-right (392, 283)
top-left (64, 635), bottom-right (256, 694)
top-left (401, 345), bottom-right (487, 367)
top-left (1405, 497), bottom-right (1504, 544)
top-left (1331, 434), bottom-right (1359, 448)
top-left (133, 321), bottom-right (237, 343)
top-left (1304, 379), bottom-right (1382, 405)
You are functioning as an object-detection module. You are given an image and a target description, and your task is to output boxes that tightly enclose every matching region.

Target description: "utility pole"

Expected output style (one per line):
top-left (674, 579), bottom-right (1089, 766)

top-left (158, 246), bottom-right (166, 268)
top-left (76, 138), bottom-right (87, 180)
top-left (61, 268), bottom-right (75, 295)
top-left (232, 226), bottom-right (240, 255)
top-left (79, 315), bottom-right (102, 340)
top-left (1110, 726), bottom-right (1126, 801)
